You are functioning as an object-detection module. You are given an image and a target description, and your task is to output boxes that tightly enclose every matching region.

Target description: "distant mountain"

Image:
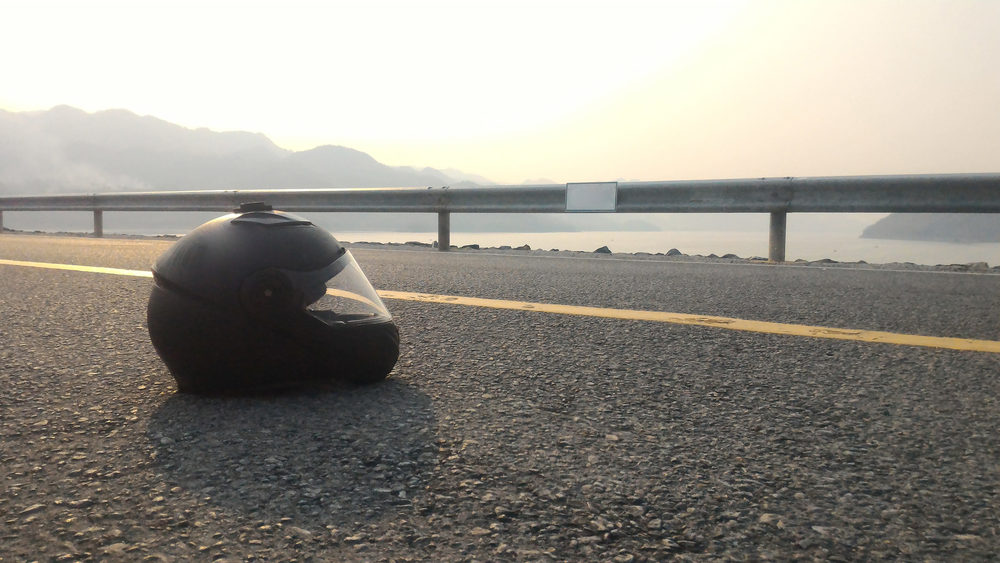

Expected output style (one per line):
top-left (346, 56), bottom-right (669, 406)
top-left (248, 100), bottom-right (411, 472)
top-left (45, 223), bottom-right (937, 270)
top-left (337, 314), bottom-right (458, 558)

top-left (521, 178), bottom-right (559, 185)
top-left (441, 168), bottom-right (495, 185)
top-left (861, 213), bottom-right (1000, 243)
top-left (0, 105), bottom-right (469, 193)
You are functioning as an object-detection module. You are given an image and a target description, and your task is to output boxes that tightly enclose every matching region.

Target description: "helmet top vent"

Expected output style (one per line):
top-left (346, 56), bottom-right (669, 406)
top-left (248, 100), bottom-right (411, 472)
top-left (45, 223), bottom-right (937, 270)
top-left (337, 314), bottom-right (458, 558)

top-left (235, 201), bottom-right (273, 213)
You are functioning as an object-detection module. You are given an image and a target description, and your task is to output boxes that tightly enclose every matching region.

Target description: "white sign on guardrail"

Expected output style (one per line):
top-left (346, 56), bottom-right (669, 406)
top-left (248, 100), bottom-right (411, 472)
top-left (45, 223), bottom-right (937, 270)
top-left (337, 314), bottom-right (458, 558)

top-left (566, 182), bottom-right (617, 212)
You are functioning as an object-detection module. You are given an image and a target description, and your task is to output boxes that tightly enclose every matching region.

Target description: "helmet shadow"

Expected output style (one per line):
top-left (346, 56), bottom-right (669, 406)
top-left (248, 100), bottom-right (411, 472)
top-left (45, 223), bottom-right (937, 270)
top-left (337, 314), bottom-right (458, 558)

top-left (146, 377), bottom-right (437, 527)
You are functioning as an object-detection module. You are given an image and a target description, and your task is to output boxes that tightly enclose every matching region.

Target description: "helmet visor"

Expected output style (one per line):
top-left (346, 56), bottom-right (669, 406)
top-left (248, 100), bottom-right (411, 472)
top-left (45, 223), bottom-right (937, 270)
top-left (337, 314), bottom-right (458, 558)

top-left (292, 251), bottom-right (391, 325)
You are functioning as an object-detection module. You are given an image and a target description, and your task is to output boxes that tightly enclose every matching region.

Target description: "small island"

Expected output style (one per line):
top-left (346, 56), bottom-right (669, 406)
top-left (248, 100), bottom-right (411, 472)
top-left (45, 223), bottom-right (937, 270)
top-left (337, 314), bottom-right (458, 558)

top-left (862, 213), bottom-right (1000, 243)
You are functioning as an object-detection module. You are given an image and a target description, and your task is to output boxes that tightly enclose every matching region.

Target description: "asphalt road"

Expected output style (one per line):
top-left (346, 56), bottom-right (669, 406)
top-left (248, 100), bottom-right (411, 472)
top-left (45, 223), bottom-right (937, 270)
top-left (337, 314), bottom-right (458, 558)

top-left (1, 233), bottom-right (999, 561)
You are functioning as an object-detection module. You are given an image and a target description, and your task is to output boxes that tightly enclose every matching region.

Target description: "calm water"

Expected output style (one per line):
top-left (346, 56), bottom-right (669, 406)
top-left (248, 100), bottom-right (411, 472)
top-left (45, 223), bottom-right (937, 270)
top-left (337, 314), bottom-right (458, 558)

top-left (339, 230), bottom-right (1000, 266)
top-left (4, 211), bottom-right (997, 266)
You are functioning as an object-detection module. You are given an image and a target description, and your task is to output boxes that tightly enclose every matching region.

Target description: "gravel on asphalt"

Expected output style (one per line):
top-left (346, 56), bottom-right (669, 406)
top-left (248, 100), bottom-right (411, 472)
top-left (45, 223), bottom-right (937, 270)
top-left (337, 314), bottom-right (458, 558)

top-left (1, 235), bottom-right (999, 560)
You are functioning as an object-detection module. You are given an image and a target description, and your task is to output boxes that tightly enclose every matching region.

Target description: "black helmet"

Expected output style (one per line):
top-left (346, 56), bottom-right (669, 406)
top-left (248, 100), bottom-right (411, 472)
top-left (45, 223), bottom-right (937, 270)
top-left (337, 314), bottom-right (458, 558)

top-left (147, 203), bottom-right (399, 393)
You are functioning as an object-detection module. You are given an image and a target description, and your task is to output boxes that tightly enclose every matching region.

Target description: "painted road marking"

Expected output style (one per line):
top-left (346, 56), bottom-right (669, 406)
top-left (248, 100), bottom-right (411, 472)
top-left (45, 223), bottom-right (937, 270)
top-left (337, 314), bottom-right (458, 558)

top-left (380, 291), bottom-right (1000, 353)
top-left (0, 258), bottom-right (154, 278)
top-left (2, 258), bottom-right (998, 353)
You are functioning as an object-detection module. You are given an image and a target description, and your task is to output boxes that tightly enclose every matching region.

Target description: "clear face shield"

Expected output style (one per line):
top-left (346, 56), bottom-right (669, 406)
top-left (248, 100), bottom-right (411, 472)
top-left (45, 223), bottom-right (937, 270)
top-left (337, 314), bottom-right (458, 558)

top-left (287, 250), bottom-right (392, 326)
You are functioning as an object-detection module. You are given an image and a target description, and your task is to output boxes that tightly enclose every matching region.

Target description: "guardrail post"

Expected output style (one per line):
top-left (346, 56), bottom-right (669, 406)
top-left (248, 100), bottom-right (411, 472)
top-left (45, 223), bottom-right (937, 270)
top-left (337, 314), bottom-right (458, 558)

top-left (437, 211), bottom-right (450, 251)
top-left (768, 211), bottom-right (786, 263)
top-left (93, 210), bottom-right (103, 238)
top-left (0, 210), bottom-right (4, 234)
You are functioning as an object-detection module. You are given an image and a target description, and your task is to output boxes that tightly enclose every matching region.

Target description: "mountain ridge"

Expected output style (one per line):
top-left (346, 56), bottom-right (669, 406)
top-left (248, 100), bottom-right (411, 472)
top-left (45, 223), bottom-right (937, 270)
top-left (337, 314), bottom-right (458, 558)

top-left (0, 105), bottom-right (475, 194)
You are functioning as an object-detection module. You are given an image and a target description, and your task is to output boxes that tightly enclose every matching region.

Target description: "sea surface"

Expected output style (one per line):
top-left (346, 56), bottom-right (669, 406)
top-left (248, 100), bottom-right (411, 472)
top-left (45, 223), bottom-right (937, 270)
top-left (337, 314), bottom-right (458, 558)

top-left (337, 230), bottom-right (1000, 266)
top-left (3, 211), bottom-right (997, 266)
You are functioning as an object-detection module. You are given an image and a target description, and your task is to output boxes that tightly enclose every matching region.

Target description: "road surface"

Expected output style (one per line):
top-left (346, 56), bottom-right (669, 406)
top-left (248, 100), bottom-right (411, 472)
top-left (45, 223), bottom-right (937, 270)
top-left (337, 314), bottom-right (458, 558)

top-left (1, 233), bottom-right (998, 560)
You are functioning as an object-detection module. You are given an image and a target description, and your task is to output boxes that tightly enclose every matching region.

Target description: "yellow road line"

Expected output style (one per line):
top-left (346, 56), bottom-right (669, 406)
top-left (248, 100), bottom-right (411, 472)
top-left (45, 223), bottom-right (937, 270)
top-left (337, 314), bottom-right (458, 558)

top-left (380, 291), bottom-right (1000, 353)
top-left (0, 258), bottom-right (153, 278)
top-left (2, 258), bottom-right (998, 353)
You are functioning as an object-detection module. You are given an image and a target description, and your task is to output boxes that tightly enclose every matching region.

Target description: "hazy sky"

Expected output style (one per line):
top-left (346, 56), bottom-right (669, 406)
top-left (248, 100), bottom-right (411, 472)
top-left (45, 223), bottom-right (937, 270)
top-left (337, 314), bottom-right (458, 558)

top-left (2, 0), bottom-right (997, 184)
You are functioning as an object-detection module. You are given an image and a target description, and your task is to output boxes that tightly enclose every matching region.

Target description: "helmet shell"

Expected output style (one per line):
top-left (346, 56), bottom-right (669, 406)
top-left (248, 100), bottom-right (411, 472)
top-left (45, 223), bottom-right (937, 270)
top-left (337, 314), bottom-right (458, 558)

top-left (147, 206), bottom-right (399, 393)
top-left (152, 209), bottom-right (344, 310)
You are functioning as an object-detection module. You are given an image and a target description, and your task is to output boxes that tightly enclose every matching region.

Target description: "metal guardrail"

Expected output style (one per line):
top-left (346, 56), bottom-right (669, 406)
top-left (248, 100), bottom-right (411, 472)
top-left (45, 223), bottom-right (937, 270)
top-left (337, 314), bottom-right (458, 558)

top-left (1, 173), bottom-right (999, 262)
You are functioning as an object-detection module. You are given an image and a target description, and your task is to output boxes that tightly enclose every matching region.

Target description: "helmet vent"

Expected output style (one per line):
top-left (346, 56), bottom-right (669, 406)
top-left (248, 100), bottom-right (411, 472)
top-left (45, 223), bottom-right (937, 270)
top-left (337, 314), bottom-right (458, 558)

top-left (236, 202), bottom-right (273, 213)
top-left (232, 213), bottom-right (313, 227)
